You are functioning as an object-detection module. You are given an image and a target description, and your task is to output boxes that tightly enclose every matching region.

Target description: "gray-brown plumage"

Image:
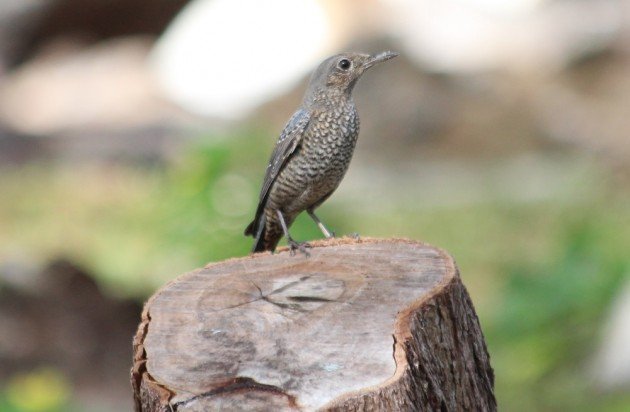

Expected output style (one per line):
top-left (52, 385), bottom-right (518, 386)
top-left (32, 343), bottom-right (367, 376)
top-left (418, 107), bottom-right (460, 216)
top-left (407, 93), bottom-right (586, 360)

top-left (245, 51), bottom-right (398, 254)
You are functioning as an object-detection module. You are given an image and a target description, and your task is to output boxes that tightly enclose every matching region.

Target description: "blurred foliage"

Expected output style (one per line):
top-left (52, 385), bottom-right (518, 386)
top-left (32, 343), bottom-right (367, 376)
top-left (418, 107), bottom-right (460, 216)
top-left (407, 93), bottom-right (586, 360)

top-left (488, 218), bottom-right (630, 411)
top-left (0, 130), bottom-right (269, 295)
top-left (1, 130), bottom-right (629, 410)
top-left (0, 368), bottom-right (70, 412)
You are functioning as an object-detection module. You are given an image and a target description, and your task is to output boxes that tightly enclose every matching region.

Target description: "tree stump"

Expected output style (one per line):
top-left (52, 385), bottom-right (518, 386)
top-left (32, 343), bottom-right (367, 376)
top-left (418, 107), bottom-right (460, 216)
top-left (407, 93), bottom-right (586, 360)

top-left (131, 238), bottom-right (496, 411)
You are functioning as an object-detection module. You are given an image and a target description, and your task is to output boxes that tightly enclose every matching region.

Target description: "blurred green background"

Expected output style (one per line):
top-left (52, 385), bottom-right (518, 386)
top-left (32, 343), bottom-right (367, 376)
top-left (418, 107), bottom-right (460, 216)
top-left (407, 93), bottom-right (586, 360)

top-left (1, 0), bottom-right (629, 411)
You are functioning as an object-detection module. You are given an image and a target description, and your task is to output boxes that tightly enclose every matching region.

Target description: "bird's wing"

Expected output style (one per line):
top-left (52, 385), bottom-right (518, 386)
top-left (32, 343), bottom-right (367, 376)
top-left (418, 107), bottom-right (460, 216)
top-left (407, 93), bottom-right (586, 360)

top-left (258, 108), bottom-right (310, 203)
top-left (244, 109), bottom-right (310, 238)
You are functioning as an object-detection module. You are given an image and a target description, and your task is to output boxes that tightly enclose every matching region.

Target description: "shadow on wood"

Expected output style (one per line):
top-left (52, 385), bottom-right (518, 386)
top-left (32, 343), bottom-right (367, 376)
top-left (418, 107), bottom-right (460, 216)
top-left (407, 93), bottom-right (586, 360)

top-left (131, 237), bottom-right (496, 411)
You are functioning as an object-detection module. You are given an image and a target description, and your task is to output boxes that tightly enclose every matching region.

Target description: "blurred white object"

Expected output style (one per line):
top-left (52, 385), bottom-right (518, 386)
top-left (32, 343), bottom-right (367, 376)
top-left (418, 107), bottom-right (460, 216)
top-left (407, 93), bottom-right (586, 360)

top-left (381, 0), bottom-right (623, 72)
top-left (150, 0), bottom-right (627, 118)
top-left (150, 0), bottom-right (331, 119)
top-left (592, 279), bottom-right (630, 389)
top-left (0, 37), bottom-right (176, 135)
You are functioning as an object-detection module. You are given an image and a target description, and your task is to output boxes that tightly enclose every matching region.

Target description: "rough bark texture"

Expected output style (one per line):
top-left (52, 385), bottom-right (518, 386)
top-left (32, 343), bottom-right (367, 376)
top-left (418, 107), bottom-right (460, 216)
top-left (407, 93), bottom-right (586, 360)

top-left (131, 237), bottom-right (496, 411)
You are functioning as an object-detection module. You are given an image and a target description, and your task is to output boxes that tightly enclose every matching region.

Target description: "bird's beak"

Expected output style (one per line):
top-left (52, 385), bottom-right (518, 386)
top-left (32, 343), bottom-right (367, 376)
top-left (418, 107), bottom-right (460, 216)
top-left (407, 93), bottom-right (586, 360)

top-left (363, 51), bottom-right (399, 70)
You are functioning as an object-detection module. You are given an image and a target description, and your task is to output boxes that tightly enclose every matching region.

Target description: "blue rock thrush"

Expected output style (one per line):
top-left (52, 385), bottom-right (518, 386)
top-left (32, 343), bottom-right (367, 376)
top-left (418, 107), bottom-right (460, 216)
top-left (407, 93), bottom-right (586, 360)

top-left (245, 51), bottom-right (398, 255)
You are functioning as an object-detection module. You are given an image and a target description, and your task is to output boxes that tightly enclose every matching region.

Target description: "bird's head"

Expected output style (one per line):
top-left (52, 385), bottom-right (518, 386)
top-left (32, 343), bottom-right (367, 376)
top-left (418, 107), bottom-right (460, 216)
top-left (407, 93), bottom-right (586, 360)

top-left (305, 51), bottom-right (398, 103)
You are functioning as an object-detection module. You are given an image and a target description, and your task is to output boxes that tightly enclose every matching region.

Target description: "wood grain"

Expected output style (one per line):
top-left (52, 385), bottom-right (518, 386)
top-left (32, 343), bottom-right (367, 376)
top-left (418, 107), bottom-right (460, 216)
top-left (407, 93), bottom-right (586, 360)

top-left (131, 237), bottom-right (496, 411)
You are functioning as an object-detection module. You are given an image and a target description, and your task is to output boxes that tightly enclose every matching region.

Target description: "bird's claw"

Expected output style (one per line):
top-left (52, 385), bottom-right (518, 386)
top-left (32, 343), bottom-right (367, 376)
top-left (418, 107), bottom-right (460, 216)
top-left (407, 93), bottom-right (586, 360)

top-left (288, 239), bottom-right (312, 257)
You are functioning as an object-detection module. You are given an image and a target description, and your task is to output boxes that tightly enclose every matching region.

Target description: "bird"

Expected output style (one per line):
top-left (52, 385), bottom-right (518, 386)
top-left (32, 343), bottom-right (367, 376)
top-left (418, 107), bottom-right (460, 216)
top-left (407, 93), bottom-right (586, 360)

top-left (245, 51), bottom-right (398, 255)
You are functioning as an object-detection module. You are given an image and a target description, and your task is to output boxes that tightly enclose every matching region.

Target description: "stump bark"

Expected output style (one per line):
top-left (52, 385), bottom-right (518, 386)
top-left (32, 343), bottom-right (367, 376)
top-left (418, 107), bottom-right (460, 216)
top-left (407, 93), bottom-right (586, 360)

top-left (131, 237), bottom-right (496, 411)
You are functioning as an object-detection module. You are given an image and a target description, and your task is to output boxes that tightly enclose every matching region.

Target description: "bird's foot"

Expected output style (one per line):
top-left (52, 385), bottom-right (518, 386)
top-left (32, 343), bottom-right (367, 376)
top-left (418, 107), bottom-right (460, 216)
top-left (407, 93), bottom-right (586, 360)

top-left (288, 239), bottom-right (312, 257)
top-left (350, 232), bottom-right (361, 240)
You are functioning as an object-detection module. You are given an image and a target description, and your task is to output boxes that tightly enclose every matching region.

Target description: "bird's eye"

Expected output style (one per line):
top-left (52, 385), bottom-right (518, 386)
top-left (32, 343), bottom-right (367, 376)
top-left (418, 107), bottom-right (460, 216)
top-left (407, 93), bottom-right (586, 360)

top-left (338, 59), bottom-right (351, 70)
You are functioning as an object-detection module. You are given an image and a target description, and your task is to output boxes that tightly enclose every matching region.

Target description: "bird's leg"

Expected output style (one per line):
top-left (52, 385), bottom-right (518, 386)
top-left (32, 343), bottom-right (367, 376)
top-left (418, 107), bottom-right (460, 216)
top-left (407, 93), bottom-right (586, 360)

top-left (307, 209), bottom-right (335, 238)
top-left (276, 210), bottom-right (311, 257)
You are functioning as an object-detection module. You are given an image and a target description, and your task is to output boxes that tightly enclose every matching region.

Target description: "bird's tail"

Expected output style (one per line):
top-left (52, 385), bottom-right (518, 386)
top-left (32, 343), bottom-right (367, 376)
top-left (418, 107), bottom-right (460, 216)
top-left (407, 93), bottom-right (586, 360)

top-left (244, 214), bottom-right (268, 253)
top-left (245, 213), bottom-right (285, 253)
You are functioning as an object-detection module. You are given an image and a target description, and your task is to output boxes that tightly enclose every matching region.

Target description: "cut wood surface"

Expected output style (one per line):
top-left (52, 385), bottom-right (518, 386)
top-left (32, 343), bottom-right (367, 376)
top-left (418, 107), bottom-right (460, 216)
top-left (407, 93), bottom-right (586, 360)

top-left (131, 237), bottom-right (496, 411)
